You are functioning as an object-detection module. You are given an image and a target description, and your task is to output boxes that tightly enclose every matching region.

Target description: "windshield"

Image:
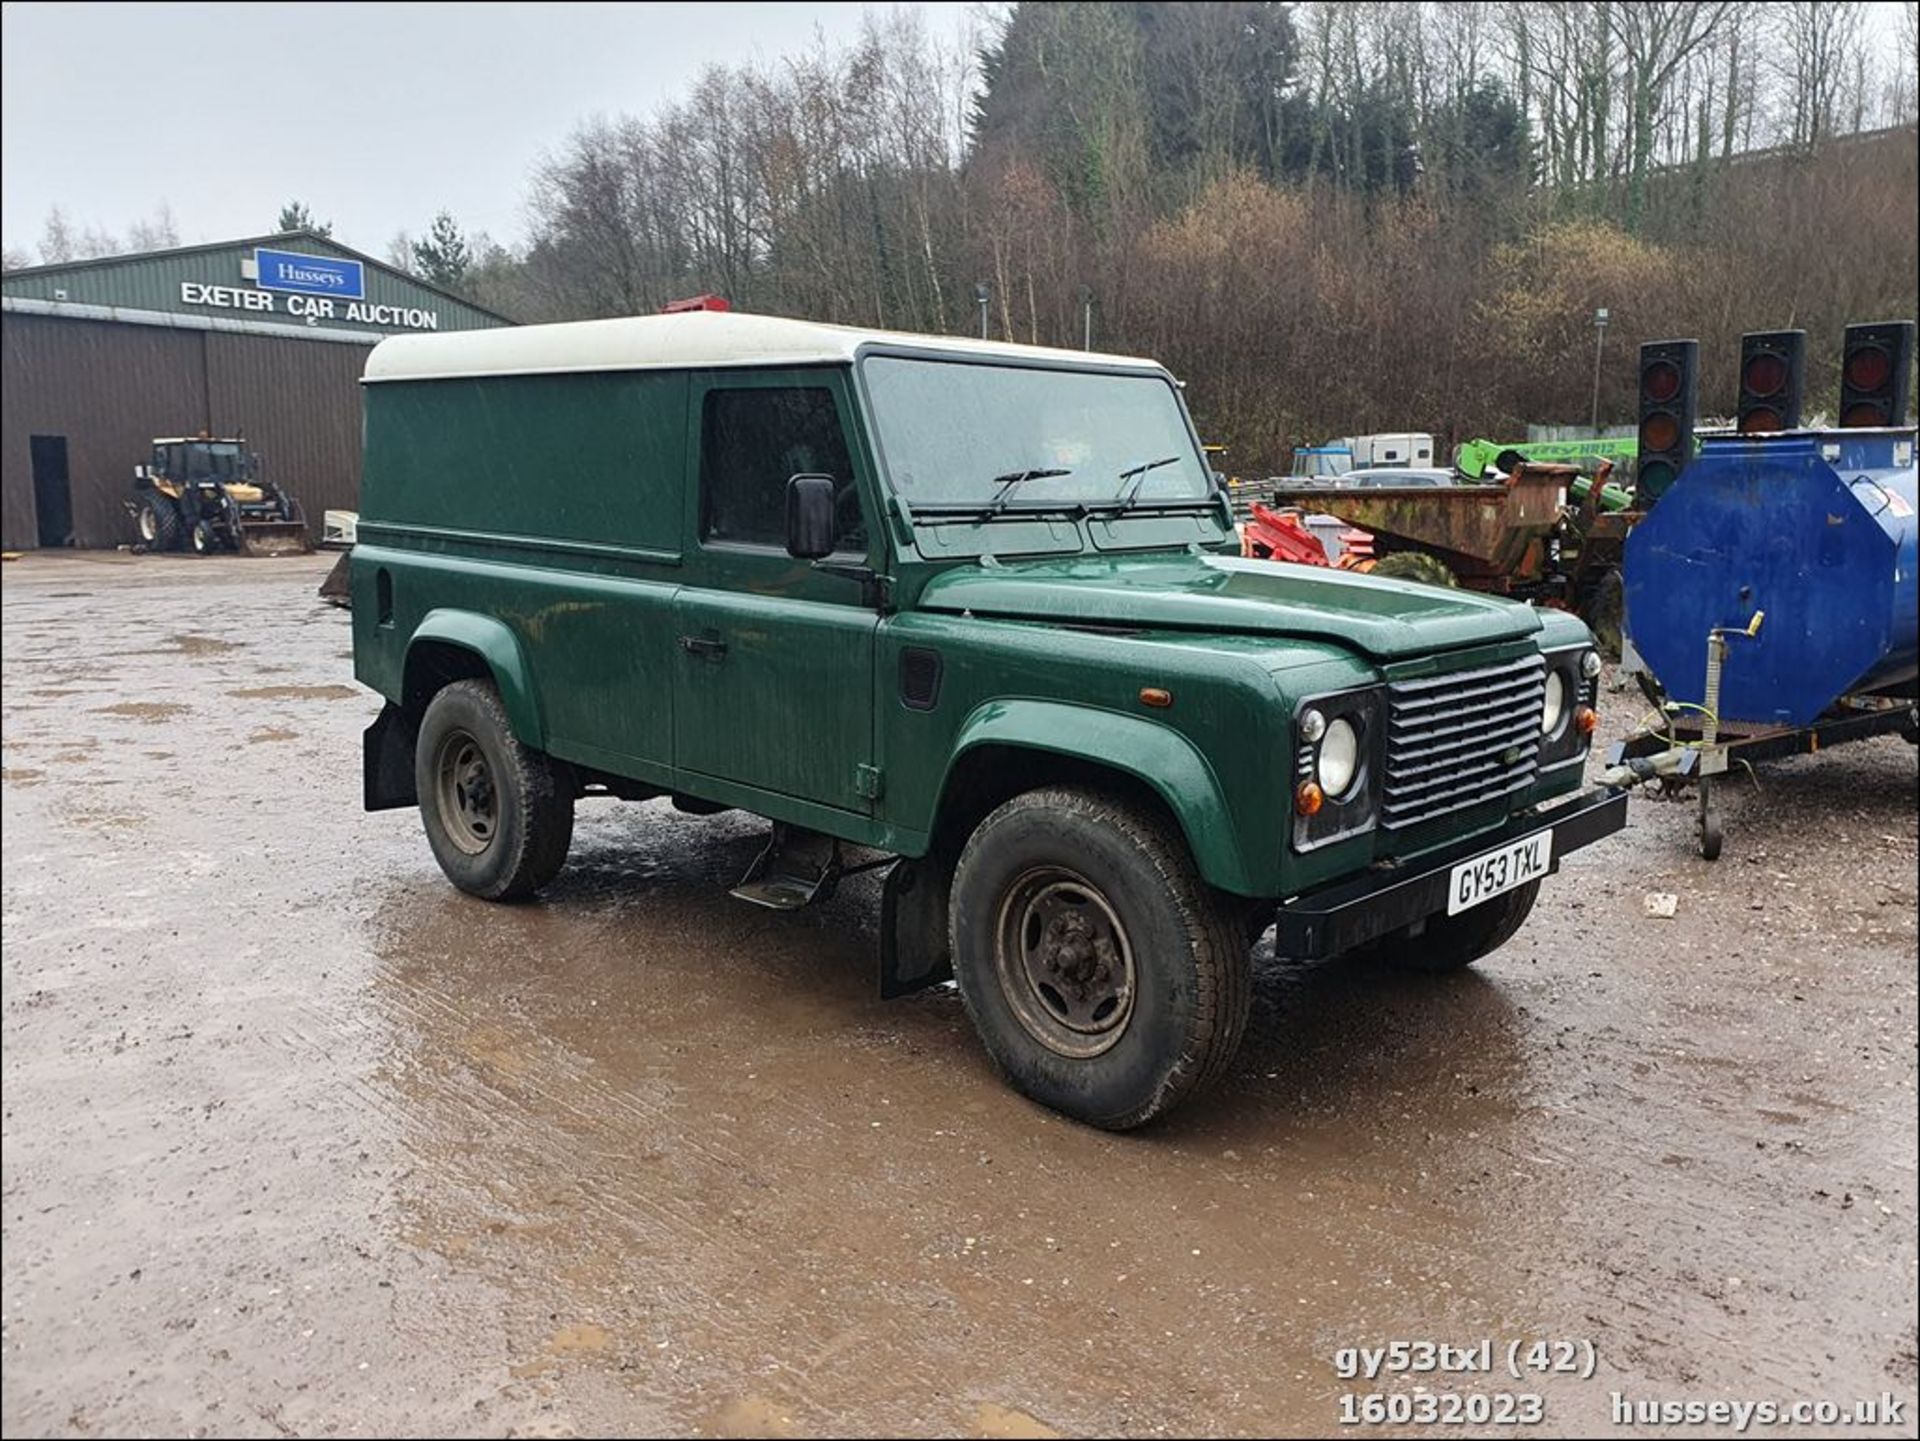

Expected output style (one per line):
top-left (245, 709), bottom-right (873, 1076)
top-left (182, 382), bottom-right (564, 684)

top-left (861, 357), bottom-right (1210, 509)
top-left (186, 443), bottom-right (249, 481)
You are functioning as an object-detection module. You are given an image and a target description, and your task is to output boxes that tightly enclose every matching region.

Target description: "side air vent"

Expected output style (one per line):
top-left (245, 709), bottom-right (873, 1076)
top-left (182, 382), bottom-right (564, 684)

top-left (899, 647), bottom-right (943, 711)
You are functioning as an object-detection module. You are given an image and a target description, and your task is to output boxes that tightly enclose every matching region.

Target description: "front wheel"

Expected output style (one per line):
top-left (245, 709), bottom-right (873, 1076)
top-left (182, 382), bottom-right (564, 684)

top-left (949, 786), bottom-right (1251, 1130)
top-left (1370, 550), bottom-right (1458, 588)
top-left (1373, 880), bottom-right (1541, 974)
top-left (414, 678), bottom-right (574, 901)
top-left (189, 519), bottom-right (220, 555)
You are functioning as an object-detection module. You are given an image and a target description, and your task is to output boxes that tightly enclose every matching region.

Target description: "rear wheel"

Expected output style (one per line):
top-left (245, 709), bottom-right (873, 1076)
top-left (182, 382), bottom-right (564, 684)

top-left (1370, 550), bottom-right (1458, 588)
top-left (415, 678), bottom-right (574, 901)
top-left (136, 498), bottom-right (181, 551)
top-left (1372, 880), bottom-right (1541, 974)
top-left (949, 786), bottom-right (1251, 1130)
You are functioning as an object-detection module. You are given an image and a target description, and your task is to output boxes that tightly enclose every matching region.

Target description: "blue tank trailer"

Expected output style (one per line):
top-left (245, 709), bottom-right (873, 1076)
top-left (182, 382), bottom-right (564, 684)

top-left (1607, 425), bottom-right (1919, 857)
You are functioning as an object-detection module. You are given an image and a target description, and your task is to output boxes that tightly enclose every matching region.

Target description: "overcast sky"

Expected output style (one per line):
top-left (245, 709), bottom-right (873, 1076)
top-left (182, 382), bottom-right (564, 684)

top-left (1, 1), bottom-right (980, 260)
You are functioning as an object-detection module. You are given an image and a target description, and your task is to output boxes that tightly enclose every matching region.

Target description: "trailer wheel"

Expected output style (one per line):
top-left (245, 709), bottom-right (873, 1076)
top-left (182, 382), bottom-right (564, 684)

top-left (949, 786), bottom-right (1251, 1130)
top-left (136, 498), bottom-right (181, 552)
top-left (1370, 550), bottom-right (1459, 588)
top-left (415, 678), bottom-right (574, 901)
top-left (1373, 880), bottom-right (1541, 974)
top-left (1697, 783), bottom-right (1723, 861)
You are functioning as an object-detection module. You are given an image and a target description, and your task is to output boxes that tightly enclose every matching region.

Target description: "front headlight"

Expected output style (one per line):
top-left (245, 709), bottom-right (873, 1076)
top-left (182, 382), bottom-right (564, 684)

top-left (1541, 670), bottom-right (1568, 735)
top-left (1317, 717), bottom-right (1359, 797)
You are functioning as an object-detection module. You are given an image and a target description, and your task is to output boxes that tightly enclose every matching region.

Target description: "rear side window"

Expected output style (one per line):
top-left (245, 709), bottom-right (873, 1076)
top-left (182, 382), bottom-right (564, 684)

top-left (701, 387), bottom-right (854, 548)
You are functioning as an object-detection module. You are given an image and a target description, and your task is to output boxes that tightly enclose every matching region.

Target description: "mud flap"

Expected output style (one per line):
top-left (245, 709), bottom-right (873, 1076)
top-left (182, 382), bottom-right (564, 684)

top-left (879, 854), bottom-right (954, 998)
top-left (364, 702), bottom-right (418, 811)
top-left (318, 550), bottom-right (352, 607)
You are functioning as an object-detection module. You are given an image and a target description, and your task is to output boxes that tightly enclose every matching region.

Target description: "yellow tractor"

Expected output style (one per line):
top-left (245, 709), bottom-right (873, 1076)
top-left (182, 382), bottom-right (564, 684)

top-left (129, 434), bottom-right (311, 557)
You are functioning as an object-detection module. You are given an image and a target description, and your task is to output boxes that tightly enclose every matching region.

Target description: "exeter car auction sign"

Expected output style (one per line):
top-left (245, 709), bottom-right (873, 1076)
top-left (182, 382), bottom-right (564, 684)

top-left (175, 248), bottom-right (442, 331)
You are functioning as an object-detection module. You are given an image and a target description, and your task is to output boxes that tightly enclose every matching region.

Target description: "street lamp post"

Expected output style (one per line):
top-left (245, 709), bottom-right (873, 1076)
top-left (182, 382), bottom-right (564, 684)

top-left (975, 282), bottom-right (990, 341)
top-left (1080, 284), bottom-right (1093, 351)
top-left (1590, 307), bottom-right (1610, 435)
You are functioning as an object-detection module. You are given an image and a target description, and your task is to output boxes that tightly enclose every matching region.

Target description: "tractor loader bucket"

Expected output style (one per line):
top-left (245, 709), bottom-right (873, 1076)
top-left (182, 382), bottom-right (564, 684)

top-left (237, 520), bottom-right (313, 558)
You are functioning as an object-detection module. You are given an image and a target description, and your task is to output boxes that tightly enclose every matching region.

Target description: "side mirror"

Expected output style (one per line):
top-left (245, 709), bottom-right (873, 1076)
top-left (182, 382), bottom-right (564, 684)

top-left (786, 473), bottom-right (837, 559)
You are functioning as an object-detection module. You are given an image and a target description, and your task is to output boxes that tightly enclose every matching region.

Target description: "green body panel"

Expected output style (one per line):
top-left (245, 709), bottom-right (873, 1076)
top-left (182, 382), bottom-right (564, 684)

top-left (355, 349), bottom-right (1602, 904)
top-left (407, 608), bottom-right (546, 743)
top-left (915, 553), bottom-right (1542, 660)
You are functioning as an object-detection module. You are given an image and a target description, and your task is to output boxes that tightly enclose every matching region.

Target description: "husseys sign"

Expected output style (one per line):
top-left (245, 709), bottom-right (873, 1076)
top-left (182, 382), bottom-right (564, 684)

top-left (177, 247), bottom-right (441, 331)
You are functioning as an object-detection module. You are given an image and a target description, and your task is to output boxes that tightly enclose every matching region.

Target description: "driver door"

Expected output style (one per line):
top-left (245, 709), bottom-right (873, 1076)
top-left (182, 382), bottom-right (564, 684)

top-left (671, 370), bottom-right (881, 814)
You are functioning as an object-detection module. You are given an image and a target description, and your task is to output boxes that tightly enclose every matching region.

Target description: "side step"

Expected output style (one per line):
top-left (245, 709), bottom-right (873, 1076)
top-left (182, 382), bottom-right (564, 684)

top-left (730, 824), bottom-right (844, 910)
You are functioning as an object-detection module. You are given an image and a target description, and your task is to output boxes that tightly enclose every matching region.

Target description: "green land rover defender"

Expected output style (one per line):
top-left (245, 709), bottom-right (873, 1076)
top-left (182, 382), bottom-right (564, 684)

top-left (352, 311), bottom-right (1626, 1129)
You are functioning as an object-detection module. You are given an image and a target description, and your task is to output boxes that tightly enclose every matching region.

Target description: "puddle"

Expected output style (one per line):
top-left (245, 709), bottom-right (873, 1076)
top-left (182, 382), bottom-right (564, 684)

top-left (91, 702), bottom-right (189, 723)
top-left (227, 684), bottom-right (359, 701)
top-left (166, 634), bottom-right (242, 655)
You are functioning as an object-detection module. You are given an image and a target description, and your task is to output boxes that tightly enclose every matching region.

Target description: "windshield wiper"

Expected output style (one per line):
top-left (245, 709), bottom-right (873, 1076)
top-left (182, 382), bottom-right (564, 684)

top-left (1106, 455), bottom-right (1182, 512)
top-left (984, 467), bottom-right (1072, 511)
top-left (909, 467), bottom-right (1074, 521)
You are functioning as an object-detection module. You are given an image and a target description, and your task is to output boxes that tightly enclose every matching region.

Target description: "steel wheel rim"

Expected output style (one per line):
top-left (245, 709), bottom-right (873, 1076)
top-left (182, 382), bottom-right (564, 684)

top-left (138, 506), bottom-right (158, 541)
top-left (992, 865), bottom-right (1136, 1059)
top-left (434, 729), bottom-right (498, 855)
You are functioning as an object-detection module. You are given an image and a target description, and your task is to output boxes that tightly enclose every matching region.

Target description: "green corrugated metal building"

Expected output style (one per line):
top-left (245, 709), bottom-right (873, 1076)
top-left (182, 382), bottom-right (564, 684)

top-left (2, 230), bottom-right (513, 550)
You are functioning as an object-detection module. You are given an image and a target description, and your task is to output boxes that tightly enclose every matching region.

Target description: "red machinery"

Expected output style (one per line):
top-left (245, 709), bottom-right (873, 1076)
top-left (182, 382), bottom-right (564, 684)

top-left (1241, 501), bottom-right (1372, 568)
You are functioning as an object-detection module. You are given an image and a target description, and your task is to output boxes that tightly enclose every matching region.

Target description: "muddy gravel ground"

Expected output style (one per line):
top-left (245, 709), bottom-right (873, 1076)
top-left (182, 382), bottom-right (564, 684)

top-left (2, 551), bottom-right (1915, 1439)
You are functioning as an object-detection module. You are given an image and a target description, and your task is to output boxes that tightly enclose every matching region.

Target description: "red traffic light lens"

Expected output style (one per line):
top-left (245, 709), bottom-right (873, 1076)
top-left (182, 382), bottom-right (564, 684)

top-left (1642, 359), bottom-right (1682, 404)
top-left (1640, 413), bottom-right (1680, 452)
top-left (1845, 345), bottom-right (1891, 392)
top-left (1743, 353), bottom-right (1787, 397)
top-left (1739, 408), bottom-right (1783, 434)
top-left (1842, 401), bottom-right (1889, 427)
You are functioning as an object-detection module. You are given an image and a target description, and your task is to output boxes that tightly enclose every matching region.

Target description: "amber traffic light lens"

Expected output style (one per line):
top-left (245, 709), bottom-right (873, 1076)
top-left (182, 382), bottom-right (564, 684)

top-left (1640, 413), bottom-right (1680, 452)
top-left (1642, 359), bottom-right (1682, 404)
top-left (1743, 353), bottom-right (1787, 397)
top-left (1845, 345), bottom-right (1891, 392)
top-left (1739, 408), bottom-right (1783, 434)
top-left (1842, 401), bottom-right (1888, 427)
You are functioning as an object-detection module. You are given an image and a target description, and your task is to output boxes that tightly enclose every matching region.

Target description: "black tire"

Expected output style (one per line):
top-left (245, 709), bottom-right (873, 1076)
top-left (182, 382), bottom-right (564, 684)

top-left (949, 786), bottom-right (1251, 1130)
top-left (1585, 567), bottom-right (1625, 660)
top-left (1370, 550), bottom-right (1459, 588)
top-left (414, 678), bottom-right (573, 901)
top-left (136, 497), bottom-right (181, 552)
top-left (1698, 806), bottom-right (1724, 862)
top-left (1376, 880), bottom-right (1541, 974)
top-left (190, 519), bottom-right (220, 555)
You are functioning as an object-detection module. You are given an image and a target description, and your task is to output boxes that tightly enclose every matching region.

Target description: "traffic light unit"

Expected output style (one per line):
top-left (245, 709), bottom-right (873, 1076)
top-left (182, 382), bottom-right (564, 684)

top-left (1837, 320), bottom-right (1915, 428)
top-left (1635, 338), bottom-right (1699, 507)
top-left (1736, 329), bottom-right (1805, 434)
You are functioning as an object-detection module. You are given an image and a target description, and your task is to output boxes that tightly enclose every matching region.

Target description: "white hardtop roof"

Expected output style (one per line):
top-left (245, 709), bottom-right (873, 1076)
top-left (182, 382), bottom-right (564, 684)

top-left (362, 309), bottom-right (1164, 383)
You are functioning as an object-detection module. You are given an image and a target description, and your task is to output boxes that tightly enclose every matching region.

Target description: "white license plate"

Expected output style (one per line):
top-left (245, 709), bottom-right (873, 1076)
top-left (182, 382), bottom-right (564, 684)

top-left (1446, 831), bottom-right (1553, 916)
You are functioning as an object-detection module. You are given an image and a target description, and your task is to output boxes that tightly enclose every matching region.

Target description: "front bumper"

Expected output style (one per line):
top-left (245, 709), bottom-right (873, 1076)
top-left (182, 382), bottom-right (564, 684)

top-left (1274, 787), bottom-right (1628, 961)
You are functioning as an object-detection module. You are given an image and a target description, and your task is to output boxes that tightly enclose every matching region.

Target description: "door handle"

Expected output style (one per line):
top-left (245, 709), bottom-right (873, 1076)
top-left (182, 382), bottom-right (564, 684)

top-left (679, 634), bottom-right (728, 659)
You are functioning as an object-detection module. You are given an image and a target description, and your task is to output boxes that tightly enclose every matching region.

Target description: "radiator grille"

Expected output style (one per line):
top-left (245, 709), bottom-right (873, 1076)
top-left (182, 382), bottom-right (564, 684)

top-left (1381, 654), bottom-right (1545, 830)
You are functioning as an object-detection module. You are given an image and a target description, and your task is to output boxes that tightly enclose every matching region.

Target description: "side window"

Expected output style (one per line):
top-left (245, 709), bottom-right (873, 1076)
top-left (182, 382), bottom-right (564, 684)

top-left (701, 386), bottom-right (862, 551)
